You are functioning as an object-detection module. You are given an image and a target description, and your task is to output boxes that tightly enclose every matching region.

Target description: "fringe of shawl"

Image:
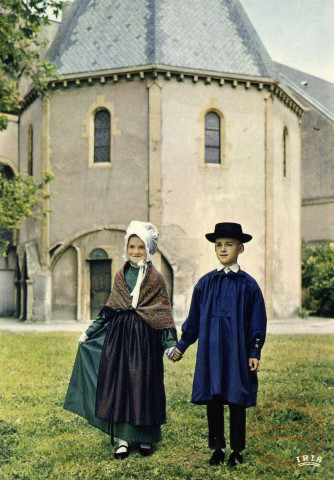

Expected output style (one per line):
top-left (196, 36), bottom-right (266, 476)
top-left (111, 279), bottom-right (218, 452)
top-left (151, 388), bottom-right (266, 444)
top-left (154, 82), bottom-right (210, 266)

top-left (106, 262), bottom-right (175, 330)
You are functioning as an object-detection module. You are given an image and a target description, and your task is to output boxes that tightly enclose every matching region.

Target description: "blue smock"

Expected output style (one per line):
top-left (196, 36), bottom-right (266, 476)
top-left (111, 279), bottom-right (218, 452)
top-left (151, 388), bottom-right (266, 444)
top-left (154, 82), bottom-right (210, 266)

top-left (176, 269), bottom-right (267, 407)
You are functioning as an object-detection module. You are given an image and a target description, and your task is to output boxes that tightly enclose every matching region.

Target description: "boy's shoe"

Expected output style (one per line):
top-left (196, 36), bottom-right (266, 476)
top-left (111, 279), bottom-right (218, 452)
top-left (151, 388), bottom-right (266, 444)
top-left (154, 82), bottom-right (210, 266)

top-left (227, 451), bottom-right (243, 467)
top-left (209, 449), bottom-right (225, 466)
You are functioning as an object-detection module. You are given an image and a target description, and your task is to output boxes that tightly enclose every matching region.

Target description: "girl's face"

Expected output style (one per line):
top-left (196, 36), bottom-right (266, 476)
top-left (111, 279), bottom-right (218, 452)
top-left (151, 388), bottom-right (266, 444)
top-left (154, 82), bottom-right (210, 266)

top-left (127, 236), bottom-right (147, 264)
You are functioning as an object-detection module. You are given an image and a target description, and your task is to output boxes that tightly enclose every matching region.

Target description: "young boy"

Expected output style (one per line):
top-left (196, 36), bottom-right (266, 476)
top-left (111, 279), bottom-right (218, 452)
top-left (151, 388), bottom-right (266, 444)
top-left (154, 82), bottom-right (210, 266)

top-left (172, 222), bottom-right (267, 467)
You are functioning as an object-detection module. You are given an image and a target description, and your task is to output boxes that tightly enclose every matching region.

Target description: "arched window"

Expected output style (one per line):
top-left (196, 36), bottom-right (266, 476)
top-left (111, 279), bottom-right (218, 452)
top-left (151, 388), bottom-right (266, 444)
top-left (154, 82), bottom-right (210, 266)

top-left (283, 127), bottom-right (288, 177)
top-left (205, 112), bottom-right (221, 164)
top-left (27, 125), bottom-right (33, 175)
top-left (0, 163), bottom-right (15, 180)
top-left (94, 109), bottom-right (111, 163)
top-left (89, 248), bottom-right (109, 260)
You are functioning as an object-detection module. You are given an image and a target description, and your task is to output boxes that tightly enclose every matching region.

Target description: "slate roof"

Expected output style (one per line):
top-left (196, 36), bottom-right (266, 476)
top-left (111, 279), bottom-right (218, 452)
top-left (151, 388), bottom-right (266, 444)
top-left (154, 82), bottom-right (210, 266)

top-left (48, 0), bottom-right (277, 79)
top-left (276, 62), bottom-right (334, 121)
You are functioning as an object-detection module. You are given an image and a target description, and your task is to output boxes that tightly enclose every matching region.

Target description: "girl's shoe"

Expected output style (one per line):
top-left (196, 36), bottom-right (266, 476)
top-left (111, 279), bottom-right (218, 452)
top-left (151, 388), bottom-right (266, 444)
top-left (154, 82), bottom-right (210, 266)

top-left (138, 444), bottom-right (154, 456)
top-left (114, 444), bottom-right (129, 459)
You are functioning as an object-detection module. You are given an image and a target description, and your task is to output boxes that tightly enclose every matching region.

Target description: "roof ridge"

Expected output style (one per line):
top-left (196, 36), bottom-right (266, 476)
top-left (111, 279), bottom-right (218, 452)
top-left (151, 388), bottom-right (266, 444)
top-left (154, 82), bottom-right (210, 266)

top-left (280, 75), bottom-right (334, 122)
top-left (275, 62), bottom-right (334, 87)
top-left (146, 0), bottom-right (156, 63)
top-left (275, 62), bottom-right (334, 120)
top-left (227, 0), bottom-right (277, 79)
top-left (47, 0), bottom-right (83, 67)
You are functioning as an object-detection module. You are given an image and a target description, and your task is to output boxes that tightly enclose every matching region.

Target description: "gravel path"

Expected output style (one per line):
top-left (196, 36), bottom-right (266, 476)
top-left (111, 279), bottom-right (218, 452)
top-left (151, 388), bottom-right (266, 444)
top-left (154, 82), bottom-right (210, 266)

top-left (0, 316), bottom-right (333, 334)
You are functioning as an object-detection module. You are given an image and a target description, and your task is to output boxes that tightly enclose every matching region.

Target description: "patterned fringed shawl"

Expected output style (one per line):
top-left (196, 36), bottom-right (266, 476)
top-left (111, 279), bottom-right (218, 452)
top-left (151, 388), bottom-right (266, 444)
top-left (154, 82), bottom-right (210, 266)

top-left (106, 262), bottom-right (175, 330)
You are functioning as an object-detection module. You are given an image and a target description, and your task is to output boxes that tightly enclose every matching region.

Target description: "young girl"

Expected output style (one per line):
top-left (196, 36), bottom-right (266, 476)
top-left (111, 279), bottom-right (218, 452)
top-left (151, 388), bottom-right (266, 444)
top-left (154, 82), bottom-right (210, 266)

top-left (64, 221), bottom-right (177, 458)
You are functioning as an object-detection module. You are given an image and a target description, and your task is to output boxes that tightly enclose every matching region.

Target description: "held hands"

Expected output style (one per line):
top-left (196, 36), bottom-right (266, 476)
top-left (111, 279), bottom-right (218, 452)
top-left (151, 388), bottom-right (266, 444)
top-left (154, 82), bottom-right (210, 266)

top-left (171, 347), bottom-right (183, 363)
top-left (249, 358), bottom-right (260, 372)
top-left (164, 347), bottom-right (183, 362)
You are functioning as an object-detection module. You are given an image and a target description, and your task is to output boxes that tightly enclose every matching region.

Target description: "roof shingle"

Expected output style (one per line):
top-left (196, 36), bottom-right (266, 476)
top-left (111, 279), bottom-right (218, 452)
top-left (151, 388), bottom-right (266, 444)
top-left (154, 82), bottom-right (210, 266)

top-left (48, 0), bottom-right (276, 79)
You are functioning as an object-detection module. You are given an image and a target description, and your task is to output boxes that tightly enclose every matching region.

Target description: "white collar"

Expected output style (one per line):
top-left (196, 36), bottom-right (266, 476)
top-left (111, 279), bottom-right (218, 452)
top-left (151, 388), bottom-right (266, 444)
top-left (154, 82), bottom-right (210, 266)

top-left (130, 260), bottom-right (145, 268)
top-left (217, 263), bottom-right (240, 273)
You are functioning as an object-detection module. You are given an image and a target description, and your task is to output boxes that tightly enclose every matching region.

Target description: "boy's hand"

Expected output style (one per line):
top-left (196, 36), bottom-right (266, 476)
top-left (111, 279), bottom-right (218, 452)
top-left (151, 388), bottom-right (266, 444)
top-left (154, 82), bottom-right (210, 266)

top-left (249, 358), bottom-right (260, 372)
top-left (171, 347), bottom-right (183, 362)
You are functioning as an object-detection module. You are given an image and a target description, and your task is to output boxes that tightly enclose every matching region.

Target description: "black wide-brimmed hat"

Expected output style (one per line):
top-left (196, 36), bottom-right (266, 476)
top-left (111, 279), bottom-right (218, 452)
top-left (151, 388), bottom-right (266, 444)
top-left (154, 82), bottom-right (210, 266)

top-left (205, 222), bottom-right (252, 243)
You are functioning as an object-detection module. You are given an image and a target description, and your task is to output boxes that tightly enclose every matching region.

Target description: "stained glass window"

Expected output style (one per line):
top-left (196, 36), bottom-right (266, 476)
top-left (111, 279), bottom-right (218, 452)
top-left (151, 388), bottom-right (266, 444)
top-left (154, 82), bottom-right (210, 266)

top-left (205, 112), bottom-right (220, 164)
top-left (94, 109), bottom-right (110, 163)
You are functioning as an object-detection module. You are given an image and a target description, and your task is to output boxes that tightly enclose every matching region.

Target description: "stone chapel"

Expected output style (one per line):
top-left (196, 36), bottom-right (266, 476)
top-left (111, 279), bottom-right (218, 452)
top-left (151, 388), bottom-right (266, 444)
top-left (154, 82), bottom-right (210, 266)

top-left (0, 0), bottom-right (304, 322)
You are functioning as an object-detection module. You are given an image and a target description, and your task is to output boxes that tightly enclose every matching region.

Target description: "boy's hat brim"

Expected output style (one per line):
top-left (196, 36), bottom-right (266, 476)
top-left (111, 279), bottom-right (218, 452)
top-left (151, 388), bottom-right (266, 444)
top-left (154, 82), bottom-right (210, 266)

top-left (205, 222), bottom-right (252, 243)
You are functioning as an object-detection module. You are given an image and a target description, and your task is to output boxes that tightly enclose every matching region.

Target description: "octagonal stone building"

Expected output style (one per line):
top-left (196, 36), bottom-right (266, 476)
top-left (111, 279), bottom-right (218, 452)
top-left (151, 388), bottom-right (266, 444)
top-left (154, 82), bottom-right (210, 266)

top-left (0, 0), bottom-right (303, 322)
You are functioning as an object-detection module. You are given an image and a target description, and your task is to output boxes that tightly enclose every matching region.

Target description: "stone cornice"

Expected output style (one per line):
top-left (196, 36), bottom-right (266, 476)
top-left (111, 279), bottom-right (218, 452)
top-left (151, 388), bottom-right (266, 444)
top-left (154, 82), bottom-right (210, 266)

top-left (21, 65), bottom-right (304, 117)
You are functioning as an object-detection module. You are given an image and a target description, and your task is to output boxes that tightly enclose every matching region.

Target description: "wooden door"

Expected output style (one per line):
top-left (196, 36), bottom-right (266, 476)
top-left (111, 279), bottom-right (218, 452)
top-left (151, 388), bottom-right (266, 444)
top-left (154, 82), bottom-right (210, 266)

top-left (90, 260), bottom-right (111, 319)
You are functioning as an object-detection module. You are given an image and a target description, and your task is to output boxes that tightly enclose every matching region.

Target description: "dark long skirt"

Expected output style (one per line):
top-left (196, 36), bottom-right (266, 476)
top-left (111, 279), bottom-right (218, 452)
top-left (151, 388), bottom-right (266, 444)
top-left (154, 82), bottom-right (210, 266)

top-left (95, 310), bottom-right (166, 427)
top-left (63, 323), bottom-right (110, 433)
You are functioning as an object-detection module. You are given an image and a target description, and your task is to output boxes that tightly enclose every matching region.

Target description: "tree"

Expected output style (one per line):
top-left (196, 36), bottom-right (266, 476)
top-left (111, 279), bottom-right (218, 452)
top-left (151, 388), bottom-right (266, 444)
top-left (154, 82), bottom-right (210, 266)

top-left (0, 0), bottom-right (63, 131)
top-left (0, 165), bottom-right (53, 255)
top-left (0, 1), bottom-right (62, 254)
top-left (302, 242), bottom-right (334, 317)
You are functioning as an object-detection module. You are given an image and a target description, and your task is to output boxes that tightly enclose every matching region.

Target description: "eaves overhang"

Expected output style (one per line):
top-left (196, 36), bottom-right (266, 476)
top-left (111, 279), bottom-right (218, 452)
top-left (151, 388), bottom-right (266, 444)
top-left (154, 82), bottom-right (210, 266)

top-left (21, 64), bottom-right (304, 117)
top-left (280, 74), bottom-right (334, 122)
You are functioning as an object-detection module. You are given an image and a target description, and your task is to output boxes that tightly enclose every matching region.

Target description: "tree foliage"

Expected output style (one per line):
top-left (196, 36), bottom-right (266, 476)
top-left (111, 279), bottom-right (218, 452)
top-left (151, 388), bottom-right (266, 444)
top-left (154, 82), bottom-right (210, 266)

top-left (0, 0), bottom-right (63, 131)
top-left (0, 1), bottom-right (61, 254)
top-left (0, 165), bottom-right (53, 255)
top-left (302, 242), bottom-right (334, 317)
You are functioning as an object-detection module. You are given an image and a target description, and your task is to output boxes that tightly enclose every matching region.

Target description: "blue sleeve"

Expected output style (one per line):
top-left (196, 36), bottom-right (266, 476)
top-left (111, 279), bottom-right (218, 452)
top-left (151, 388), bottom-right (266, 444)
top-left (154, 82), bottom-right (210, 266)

top-left (176, 283), bottom-right (201, 353)
top-left (247, 284), bottom-right (267, 360)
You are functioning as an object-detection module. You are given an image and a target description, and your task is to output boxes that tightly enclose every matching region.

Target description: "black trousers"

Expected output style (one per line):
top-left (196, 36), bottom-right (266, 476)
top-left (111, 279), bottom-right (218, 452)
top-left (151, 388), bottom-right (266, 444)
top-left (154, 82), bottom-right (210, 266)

top-left (207, 395), bottom-right (246, 452)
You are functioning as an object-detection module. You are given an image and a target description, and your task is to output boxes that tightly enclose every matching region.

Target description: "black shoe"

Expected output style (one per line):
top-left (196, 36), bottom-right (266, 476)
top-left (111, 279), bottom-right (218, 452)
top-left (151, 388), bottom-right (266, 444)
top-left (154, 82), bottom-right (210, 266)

top-left (139, 445), bottom-right (154, 457)
top-left (114, 444), bottom-right (129, 460)
top-left (227, 451), bottom-right (243, 467)
top-left (209, 449), bottom-right (225, 466)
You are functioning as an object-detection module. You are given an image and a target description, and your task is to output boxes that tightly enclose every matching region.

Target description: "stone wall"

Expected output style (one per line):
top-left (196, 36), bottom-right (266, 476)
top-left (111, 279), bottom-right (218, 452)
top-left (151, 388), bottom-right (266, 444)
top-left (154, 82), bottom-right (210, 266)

top-left (9, 74), bottom-right (302, 321)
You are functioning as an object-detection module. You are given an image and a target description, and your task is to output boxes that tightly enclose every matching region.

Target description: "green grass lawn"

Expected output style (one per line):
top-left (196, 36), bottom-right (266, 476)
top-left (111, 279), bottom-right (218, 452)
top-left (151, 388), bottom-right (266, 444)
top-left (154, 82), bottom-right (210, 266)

top-left (0, 333), bottom-right (333, 480)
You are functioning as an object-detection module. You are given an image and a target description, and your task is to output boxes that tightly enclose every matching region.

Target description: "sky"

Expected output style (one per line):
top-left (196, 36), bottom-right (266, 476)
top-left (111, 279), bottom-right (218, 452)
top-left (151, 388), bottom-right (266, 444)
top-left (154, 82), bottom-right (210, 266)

top-left (50, 0), bottom-right (334, 84)
top-left (240, 0), bottom-right (334, 83)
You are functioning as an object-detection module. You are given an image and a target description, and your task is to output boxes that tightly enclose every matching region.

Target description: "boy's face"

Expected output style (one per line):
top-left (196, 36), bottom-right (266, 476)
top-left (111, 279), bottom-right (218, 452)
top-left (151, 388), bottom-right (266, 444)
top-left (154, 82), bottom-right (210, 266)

top-left (215, 237), bottom-right (244, 267)
top-left (127, 236), bottom-right (147, 264)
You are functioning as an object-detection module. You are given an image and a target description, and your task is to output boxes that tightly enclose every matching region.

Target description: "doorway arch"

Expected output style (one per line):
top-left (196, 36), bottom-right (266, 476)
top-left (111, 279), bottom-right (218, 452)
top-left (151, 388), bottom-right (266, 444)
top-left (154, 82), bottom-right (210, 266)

top-left (88, 248), bottom-right (112, 319)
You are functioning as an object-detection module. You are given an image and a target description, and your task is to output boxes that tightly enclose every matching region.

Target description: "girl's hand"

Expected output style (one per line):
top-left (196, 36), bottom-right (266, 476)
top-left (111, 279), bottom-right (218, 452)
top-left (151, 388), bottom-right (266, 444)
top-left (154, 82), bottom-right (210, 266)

top-left (78, 332), bottom-right (88, 344)
top-left (249, 358), bottom-right (260, 372)
top-left (164, 346), bottom-right (176, 360)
